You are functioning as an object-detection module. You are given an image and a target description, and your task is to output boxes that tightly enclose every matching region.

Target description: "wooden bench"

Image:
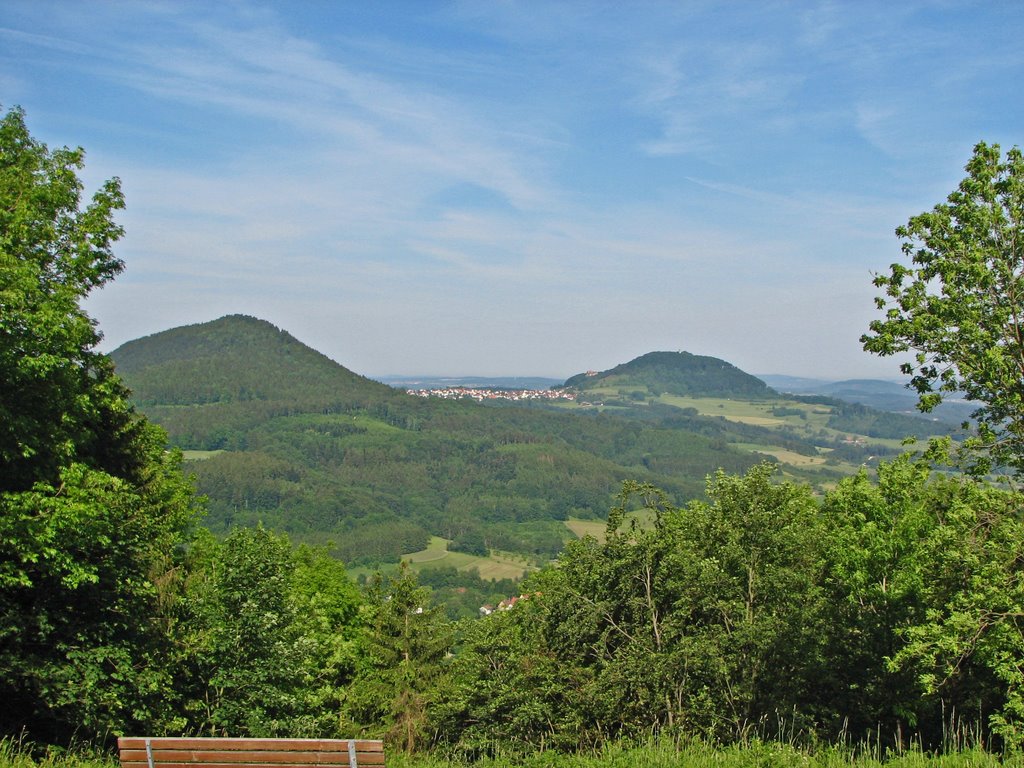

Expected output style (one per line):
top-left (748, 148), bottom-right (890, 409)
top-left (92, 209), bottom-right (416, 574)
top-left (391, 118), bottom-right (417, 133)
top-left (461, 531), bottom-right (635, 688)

top-left (118, 738), bottom-right (385, 768)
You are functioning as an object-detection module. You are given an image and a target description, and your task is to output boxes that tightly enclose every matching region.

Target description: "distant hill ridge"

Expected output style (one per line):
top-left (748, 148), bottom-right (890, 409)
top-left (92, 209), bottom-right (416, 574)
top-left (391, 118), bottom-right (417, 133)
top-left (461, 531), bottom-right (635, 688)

top-left (758, 374), bottom-right (974, 425)
top-left (564, 350), bottom-right (778, 399)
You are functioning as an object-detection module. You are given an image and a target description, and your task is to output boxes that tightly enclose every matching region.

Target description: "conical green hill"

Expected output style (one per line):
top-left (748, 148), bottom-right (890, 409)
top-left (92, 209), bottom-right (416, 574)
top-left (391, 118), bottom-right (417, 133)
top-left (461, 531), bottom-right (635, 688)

top-left (564, 350), bottom-right (778, 399)
top-left (111, 314), bottom-right (392, 407)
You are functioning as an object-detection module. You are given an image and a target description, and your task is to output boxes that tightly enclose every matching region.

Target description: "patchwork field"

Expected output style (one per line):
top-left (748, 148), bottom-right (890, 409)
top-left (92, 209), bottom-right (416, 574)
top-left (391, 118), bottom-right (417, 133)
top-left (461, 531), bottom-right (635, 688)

top-left (732, 443), bottom-right (830, 467)
top-left (181, 449), bottom-right (225, 461)
top-left (565, 509), bottom-right (656, 544)
top-left (399, 536), bottom-right (534, 580)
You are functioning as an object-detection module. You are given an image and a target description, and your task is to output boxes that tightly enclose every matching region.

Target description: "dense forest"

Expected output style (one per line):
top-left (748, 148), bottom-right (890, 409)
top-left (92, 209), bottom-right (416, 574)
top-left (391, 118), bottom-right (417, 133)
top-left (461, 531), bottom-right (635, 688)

top-left (3, 110), bottom-right (1024, 764)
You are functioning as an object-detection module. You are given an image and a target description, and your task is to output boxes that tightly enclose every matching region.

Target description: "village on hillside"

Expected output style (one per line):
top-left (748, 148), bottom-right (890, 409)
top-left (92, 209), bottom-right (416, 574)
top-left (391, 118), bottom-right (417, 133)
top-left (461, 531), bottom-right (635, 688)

top-left (407, 386), bottom-right (577, 403)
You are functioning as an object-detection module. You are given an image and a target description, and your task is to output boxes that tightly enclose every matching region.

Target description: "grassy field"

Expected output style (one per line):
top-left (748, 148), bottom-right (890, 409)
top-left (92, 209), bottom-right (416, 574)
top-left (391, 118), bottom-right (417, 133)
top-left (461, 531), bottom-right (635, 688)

top-left (564, 508), bottom-right (656, 544)
top-left (553, 390), bottom-right (893, 481)
top-left (403, 535), bottom-right (451, 564)
top-left (564, 518), bottom-right (606, 540)
top-left (180, 449), bottom-right (225, 461)
top-left (658, 394), bottom-right (833, 431)
top-left (350, 536), bottom-right (535, 581)
top-left (731, 443), bottom-right (831, 468)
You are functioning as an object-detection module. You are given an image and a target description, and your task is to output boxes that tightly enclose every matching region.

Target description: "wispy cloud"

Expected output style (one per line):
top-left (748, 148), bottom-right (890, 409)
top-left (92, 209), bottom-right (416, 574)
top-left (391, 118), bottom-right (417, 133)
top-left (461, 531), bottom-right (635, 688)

top-left (5, 0), bottom-right (1022, 378)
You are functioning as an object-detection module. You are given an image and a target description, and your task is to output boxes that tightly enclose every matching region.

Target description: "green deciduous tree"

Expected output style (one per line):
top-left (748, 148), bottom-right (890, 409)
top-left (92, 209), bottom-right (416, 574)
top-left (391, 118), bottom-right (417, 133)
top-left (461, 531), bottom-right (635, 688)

top-left (438, 585), bottom-right (586, 758)
top-left (0, 106), bottom-right (201, 744)
top-left (817, 459), bottom-right (946, 744)
top-left (0, 106), bottom-right (133, 492)
top-left (887, 474), bottom-right (1024, 749)
top-left (0, 453), bottom-right (198, 743)
top-left (155, 529), bottom-right (366, 739)
top-left (440, 465), bottom-right (833, 752)
top-left (863, 142), bottom-right (1024, 474)
top-left (175, 527), bottom-right (366, 737)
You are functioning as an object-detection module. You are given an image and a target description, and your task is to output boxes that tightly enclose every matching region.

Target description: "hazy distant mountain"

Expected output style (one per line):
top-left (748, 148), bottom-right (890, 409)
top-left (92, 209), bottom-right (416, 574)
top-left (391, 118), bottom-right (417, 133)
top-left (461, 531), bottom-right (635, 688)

top-left (565, 351), bottom-right (778, 399)
top-left (756, 375), bottom-right (833, 392)
top-left (758, 374), bottom-right (974, 425)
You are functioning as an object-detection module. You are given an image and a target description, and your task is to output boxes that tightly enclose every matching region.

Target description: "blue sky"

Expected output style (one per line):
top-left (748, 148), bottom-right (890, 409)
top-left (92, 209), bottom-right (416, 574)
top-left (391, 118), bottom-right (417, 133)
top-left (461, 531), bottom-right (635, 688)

top-left (2, 1), bottom-right (1022, 379)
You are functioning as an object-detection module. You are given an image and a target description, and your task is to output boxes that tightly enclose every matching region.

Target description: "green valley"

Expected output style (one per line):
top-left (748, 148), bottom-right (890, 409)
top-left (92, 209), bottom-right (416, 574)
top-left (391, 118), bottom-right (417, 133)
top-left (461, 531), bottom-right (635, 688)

top-left (110, 316), bottom-right (955, 578)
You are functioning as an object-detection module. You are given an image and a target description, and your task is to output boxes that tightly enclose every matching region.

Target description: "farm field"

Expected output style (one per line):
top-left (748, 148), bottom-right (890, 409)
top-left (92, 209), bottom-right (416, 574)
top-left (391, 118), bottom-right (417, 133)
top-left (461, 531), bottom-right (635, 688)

top-left (564, 518), bottom-right (606, 540)
top-left (731, 442), bottom-right (830, 467)
top-left (564, 509), bottom-right (656, 544)
top-left (180, 449), bottom-right (225, 461)
top-left (351, 536), bottom-right (535, 581)
top-left (659, 394), bottom-right (831, 429)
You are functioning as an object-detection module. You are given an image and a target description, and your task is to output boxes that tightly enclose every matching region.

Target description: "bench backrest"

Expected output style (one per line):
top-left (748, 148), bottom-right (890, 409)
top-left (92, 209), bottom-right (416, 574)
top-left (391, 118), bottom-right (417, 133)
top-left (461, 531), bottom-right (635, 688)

top-left (117, 738), bottom-right (385, 768)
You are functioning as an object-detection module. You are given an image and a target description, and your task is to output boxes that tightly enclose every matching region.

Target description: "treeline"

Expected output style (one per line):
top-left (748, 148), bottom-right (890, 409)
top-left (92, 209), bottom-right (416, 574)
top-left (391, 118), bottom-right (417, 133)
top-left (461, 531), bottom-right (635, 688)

top-left (437, 460), bottom-right (1024, 755)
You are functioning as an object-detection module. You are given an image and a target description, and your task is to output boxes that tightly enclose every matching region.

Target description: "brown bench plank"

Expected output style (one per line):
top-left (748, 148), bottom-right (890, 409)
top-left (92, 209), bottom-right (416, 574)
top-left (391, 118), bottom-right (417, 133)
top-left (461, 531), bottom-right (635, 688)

top-left (117, 738), bottom-right (385, 768)
top-left (118, 740), bottom-right (383, 753)
top-left (120, 756), bottom-right (385, 767)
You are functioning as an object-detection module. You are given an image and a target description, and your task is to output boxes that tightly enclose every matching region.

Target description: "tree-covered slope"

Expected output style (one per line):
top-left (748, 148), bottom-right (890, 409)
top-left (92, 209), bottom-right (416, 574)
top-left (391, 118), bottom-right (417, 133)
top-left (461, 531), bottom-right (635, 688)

top-left (564, 350), bottom-right (778, 399)
top-left (112, 314), bottom-right (392, 406)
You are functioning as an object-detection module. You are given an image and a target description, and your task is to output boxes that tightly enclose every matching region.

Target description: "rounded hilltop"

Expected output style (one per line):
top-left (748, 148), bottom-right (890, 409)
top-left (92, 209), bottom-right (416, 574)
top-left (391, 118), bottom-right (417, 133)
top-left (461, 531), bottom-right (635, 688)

top-left (563, 350), bottom-right (779, 399)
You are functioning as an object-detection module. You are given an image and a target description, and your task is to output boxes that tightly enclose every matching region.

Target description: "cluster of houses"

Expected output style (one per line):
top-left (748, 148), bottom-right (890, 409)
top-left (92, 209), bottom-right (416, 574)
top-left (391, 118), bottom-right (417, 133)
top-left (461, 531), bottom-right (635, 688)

top-left (406, 386), bottom-right (577, 403)
top-left (479, 592), bottom-right (537, 616)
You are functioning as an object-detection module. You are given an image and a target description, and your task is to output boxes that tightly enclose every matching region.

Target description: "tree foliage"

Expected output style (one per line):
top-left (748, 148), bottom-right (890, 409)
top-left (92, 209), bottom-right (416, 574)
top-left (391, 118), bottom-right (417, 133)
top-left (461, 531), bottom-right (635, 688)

top-left (0, 106), bottom-right (200, 743)
top-left (437, 460), bottom-right (1024, 755)
top-left (0, 106), bottom-right (135, 492)
top-left (344, 565), bottom-right (452, 752)
top-left (863, 142), bottom-right (1024, 474)
top-left (166, 528), bottom-right (365, 737)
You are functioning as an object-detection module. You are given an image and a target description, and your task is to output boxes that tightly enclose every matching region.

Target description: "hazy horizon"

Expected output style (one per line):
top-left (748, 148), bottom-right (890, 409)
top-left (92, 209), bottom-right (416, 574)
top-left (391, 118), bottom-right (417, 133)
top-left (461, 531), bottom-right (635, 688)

top-left (109, 313), bottom-right (906, 385)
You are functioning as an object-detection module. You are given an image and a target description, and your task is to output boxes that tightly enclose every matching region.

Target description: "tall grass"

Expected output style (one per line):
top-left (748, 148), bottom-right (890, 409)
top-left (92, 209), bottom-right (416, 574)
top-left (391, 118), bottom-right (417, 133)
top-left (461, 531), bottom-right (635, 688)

top-left (390, 739), bottom-right (1018, 768)
top-left (0, 739), bottom-right (115, 768)
top-left (2, 738), bottom-right (1018, 768)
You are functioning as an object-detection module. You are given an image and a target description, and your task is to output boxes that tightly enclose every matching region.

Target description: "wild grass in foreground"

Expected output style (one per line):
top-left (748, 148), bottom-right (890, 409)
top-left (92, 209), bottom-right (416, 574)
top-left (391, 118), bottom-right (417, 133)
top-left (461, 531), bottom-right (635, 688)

top-left (391, 740), bottom-right (1019, 768)
top-left (4, 739), bottom-right (1021, 768)
top-left (0, 739), bottom-right (113, 768)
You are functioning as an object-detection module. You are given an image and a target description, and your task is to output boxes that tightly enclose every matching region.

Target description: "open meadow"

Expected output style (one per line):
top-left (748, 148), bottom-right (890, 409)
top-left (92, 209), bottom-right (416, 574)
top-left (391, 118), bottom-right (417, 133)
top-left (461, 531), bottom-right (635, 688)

top-left (349, 536), bottom-right (535, 582)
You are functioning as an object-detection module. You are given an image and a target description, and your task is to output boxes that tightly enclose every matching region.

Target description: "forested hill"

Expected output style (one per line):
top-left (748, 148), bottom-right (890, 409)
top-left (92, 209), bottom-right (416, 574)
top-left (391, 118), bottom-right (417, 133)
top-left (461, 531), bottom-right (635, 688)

top-left (111, 314), bottom-right (391, 406)
top-left (563, 350), bottom-right (778, 399)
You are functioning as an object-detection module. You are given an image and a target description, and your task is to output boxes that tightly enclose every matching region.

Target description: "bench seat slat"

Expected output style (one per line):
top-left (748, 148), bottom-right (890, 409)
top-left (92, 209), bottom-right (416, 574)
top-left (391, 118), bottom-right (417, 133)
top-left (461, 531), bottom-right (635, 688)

top-left (118, 740), bottom-right (383, 753)
top-left (117, 738), bottom-right (385, 768)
